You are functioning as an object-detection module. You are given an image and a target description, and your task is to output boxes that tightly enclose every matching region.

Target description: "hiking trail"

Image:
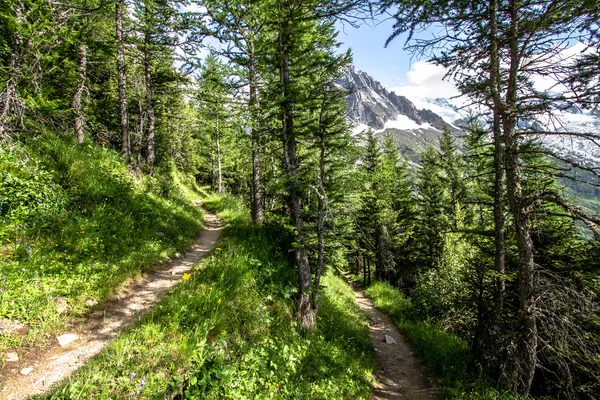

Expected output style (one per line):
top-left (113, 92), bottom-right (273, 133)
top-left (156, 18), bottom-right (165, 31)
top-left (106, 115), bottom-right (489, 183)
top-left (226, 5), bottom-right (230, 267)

top-left (352, 282), bottom-right (440, 400)
top-left (0, 210), bottom-right (223, 400)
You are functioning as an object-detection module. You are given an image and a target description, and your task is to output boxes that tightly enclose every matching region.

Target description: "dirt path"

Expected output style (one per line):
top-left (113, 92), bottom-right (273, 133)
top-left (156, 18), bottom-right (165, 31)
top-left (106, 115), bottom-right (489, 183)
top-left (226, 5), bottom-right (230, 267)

top-left (0, 210), bottom-right (223, 400)
top-left (353, 287), bottom-right (439, 400)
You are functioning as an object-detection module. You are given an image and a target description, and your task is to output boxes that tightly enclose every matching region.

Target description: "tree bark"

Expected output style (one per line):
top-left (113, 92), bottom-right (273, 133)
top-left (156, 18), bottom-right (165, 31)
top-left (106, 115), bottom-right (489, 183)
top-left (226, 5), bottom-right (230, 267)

top-left (144, 24), bottom-right (155, 175)
top-left (504, 0), bottom-right (537, 393)
top-left (0, 1), bottom-right (24, 137)
top-left (116, 0), bottom-right (130, 163)
top-left (313, 127), bottom-right (326, 312)
top-left (249, 46), bottom-right (265, 224)
top-left (278, 10), bottom-right (314, 329)
top-left (489, 0), bottom-right (506, 329)
top-left (216, 112), bottom-right (224, 194)
top-left (73, 43), bottom-right (87, 144)
top-left (363, 253), bottom-right (367, 285)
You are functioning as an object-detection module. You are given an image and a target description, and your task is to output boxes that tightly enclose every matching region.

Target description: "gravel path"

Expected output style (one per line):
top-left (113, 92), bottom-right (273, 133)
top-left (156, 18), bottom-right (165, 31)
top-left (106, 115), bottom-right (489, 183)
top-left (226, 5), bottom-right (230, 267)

top-left (0, 210), bottom-right (223, 400)
top-left (353, 287), bottom-right (440, 399)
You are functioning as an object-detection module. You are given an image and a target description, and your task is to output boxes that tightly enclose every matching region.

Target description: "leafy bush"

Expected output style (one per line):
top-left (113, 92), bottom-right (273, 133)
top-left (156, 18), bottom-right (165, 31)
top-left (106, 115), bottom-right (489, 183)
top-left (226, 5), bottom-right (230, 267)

top-left (365, 280), bottom-right (526, 400)
top-left (42, 195), bottom-right (376, 399)
top-left (0, 135), bottom-right (204, 352)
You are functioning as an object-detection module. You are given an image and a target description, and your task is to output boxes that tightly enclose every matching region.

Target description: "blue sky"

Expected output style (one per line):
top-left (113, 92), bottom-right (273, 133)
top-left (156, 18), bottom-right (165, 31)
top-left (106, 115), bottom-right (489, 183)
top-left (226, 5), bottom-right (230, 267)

top-left (335, 18), bottom-right (461, 100)
top-left (335, 17), bottom-right (412, 88)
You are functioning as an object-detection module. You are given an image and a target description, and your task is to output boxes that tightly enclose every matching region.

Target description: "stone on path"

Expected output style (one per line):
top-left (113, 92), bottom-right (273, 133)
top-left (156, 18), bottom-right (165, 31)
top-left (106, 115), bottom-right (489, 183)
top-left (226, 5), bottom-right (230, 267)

top-left (0, 319), bottom-right (24, 333)
top-left (86, 299), bottom-right (98, 307)
top-left (56, 334), bottom-right (79, 347)
top-left (6, 352), bottom-right (19, 362)
top-left (385, 335), bottom-right (397, 344)
top-left (55, 297), bottom-right (68, 313)
top-left (20, 367), bottom-right (33, 375)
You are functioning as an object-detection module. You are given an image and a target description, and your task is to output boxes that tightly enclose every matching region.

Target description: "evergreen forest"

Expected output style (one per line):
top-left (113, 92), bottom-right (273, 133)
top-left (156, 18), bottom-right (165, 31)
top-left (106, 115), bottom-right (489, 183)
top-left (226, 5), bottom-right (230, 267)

top-left (1, 0), bottom-right (599, 398)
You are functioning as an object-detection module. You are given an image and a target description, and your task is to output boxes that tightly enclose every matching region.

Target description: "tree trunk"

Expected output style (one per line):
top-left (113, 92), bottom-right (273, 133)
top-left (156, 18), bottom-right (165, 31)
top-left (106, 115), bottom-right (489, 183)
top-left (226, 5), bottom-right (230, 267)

top-left (375, 225), bottom-right (383, 280)
top-left (489, 0), bottom-right (506, 329)
top-left (116, 0), bottom-right (130, 163)
top-left (278, 12), bottom-right (314, 329)
top-left (249, 47), bottom-right (264, 224)
top-left (216, 112), bottom-right (224, 194)
top-left (504, 120), bottom-right (537, 395)
top-left (504, 0), bottom-right (537, 392)
top-left (211, 155), bottom-right (215, 191)
top-left (363, 253), bottom-right (367, 285)
top-left (313, 129), bottom-right (326, 312)
top-left (0, 1), bottom-right (24, 137)
top-left (72, 43), bottom-right (87, 144)
top-left (144, 26), bottom-right (155, 175)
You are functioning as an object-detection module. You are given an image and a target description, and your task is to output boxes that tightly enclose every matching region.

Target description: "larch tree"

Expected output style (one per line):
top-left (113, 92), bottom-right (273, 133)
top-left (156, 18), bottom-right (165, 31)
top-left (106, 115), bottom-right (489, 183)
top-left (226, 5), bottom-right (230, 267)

top-left (201, 0), bottom-right (269, 223)
top-left (380, 0), bottom-right (600, 394)
top-left (196, 53), bottom-right (232, 194)
top-left (115, 0), bottom-right (130, 162)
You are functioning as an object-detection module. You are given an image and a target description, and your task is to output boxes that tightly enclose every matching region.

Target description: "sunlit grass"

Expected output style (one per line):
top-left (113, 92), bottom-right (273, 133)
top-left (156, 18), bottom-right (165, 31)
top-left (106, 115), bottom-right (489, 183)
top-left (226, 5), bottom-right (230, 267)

top-left (40, 194), bottom-right (376, 399)
top-left (0, 135), bottom-right (204, 352)
top-left (365, 281), bottom-right (526, 399)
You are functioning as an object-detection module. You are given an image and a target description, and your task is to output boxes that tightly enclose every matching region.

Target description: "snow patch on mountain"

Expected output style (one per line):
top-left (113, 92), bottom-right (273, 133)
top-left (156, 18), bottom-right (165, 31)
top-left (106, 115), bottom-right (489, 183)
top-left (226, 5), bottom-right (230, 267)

top-left (341, 65), bottom-right (600, 168)
top-left (403, 96), bottom-right (464, 127)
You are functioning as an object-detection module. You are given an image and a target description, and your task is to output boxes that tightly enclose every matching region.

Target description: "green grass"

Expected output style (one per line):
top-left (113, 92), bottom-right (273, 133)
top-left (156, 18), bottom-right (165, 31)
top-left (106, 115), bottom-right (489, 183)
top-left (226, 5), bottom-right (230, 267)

top-left (0, 134), bottom-right (204, 353)
top-left (39, 194), bottom-right (376, 399)
top-left (365, 281), bottom-right (526, 400)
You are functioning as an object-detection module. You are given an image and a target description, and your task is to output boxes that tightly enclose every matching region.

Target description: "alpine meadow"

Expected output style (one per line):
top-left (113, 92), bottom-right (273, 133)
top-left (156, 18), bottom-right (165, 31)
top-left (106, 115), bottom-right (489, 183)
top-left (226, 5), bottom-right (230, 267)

top-left (1, 0), bottom-right (600, 399)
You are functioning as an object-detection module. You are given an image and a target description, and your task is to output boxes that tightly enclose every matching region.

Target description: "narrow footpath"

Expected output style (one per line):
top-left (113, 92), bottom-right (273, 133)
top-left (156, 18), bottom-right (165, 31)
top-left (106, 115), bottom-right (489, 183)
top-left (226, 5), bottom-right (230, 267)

top-left (353, 286), bottom-right (439, 400)
top-left (0, 210), bottom-right (223, 400)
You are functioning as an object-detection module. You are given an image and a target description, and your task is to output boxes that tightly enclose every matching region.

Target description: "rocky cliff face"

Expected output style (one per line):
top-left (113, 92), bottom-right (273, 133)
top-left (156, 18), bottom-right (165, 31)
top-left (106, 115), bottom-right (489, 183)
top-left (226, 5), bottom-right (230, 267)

top-left (339, 65), bottom-right (451, 133)
top-left (340, 65), bottom-right (600, 167)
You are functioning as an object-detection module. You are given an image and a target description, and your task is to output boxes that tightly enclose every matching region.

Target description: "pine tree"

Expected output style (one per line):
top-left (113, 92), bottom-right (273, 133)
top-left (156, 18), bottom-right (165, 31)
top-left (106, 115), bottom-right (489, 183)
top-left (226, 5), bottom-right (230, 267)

top-left (196, 53), bottom-right (232, 194)
top-left (415, 146), bottom-right (448, 271)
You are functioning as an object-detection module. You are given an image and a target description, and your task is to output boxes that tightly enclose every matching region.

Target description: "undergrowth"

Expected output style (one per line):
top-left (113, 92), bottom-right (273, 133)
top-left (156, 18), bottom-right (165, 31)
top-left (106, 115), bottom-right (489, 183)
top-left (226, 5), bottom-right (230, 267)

top-left (0, 134), bottom-right (204, 352)
top-left (365, 281), bottom-right (527, 400)
top-left (39, 194), bottom-right (376, 399)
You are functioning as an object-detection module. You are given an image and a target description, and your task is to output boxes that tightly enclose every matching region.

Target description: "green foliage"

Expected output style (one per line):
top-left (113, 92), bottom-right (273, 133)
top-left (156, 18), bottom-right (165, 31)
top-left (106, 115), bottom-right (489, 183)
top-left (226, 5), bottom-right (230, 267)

top-left (41, 195), bottom-right (376, 399)
top-left (365, 281), bottom-right (527, 400)
top-left (0, 134), bottom-right (203, 352)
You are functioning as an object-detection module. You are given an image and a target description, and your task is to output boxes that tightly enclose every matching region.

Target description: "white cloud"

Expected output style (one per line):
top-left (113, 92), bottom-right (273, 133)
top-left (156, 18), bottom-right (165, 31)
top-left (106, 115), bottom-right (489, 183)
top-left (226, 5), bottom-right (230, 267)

top-left (389, 61), bottom-right (460, 100)
top-left (388, 42), bottom-right (591, 103)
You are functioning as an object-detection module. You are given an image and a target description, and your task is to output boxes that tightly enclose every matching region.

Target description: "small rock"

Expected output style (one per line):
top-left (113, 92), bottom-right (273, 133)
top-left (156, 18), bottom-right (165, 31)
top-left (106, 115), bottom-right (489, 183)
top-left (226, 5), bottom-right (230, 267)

top-left (385, 335), bottom-right (397, 344)
top-left (114, 308), bottom-right (131, 315)
top-left (0, 319), bottom-right (24, 333)
top-left (164, 257), bottom-right (172, 263)
top-left (86, 299), bottom-right (98, 307)
top-left (155, 232), bottom-right (165, 237)
top-left (55, 297), bottom-right (68, 313)
top-left (5, 352), bottom-right (18, 362)
top-left (20, 367), bottom-right (33, 375)
top-left (56, 333), bottom-right (79, 347)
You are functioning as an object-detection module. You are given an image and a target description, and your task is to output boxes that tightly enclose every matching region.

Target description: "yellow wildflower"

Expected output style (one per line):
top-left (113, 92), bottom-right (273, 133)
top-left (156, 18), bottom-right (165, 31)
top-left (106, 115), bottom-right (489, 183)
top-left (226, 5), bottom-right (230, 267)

top-left (216, 247), bottom-right (222, 251)
top-left (182, 273), bottom-right (191, 281)
top-left (217, 298), bottom-right (222, 304)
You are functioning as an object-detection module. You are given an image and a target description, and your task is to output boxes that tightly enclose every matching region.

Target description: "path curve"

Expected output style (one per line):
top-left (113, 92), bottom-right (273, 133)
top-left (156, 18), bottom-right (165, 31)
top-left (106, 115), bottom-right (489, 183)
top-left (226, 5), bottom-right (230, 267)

top-left (0, 210), bottom-right (223, 400)
top-left (352, 285), bottom-right (439, 399)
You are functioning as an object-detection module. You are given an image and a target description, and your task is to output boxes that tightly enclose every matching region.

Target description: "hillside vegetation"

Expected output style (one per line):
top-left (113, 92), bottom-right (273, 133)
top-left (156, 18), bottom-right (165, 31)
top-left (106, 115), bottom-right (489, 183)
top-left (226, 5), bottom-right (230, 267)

top-left (38, 195), bottom-right (376, 399)
top-left (2, 0), bottom-right (600, 398)
top-left (0, 134), bottom-right (204, 351)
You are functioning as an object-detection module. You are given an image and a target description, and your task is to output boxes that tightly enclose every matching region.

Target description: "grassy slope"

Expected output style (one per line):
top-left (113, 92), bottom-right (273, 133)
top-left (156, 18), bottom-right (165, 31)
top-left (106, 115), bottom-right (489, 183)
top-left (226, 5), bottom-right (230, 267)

top-left (39, 194), bottom-right (376, 399)
top-left (0, 135), bottom-right (204, 352)
top-left (364, 281), bottom-right (526, 400)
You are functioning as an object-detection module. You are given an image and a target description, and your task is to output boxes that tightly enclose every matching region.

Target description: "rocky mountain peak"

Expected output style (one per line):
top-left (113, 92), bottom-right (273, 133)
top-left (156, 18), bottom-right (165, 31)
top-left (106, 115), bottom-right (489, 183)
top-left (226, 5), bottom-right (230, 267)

top-left (339, 66), bottom-right (452, 132)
